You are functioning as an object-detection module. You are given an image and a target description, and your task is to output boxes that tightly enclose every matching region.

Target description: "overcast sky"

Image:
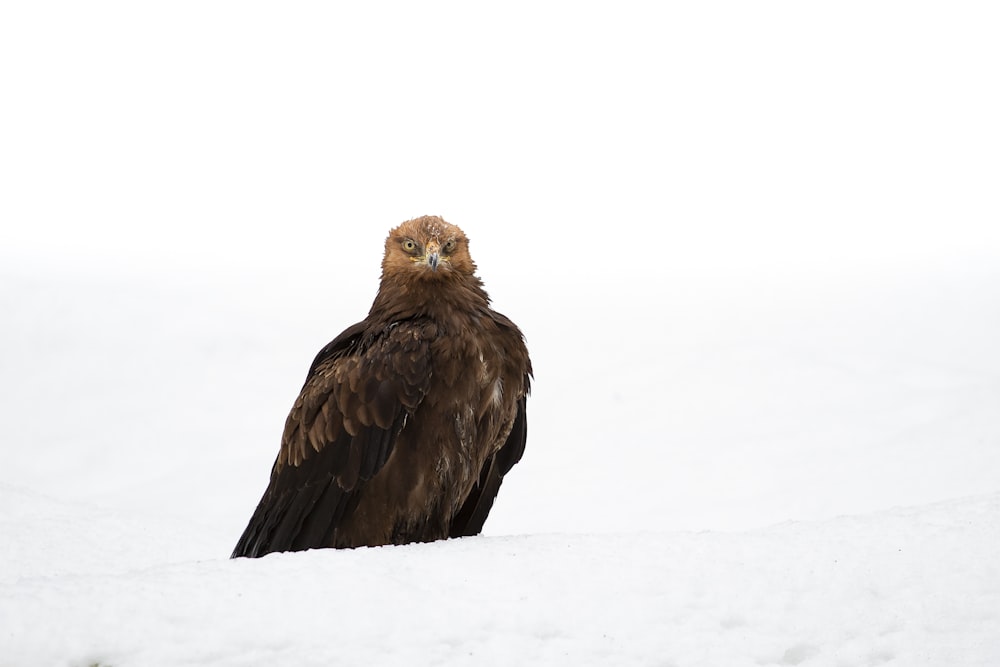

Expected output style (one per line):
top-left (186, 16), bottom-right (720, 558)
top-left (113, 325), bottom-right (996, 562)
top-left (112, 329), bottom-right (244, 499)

top-left (2, 2), bottom-right (998, 281)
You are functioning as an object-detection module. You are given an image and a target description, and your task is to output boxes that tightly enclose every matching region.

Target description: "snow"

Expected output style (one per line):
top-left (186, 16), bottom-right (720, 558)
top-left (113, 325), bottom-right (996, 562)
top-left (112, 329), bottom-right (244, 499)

top-left (3, 487), bottom-right (999, 666)
top-left (3, 2), bottom-right (1000, 665)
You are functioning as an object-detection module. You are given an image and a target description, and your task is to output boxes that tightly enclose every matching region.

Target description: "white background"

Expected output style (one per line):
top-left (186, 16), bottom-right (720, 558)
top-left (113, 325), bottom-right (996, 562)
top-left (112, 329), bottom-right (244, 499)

top-left (2, 2), bottom-right (998, 665)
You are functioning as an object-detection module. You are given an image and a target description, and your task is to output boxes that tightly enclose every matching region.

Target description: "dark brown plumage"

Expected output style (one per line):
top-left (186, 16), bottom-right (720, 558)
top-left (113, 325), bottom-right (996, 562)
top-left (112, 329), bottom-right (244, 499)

top-left (232, 216), bottom-right (532, 557)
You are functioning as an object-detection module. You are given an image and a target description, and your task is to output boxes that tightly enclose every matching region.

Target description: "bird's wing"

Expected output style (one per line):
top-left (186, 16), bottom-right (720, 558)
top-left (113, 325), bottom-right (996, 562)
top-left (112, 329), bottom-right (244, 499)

top-left (231, 319), bottom-right (432, 557)
top-left (449, 394), bottom-right (528, 538)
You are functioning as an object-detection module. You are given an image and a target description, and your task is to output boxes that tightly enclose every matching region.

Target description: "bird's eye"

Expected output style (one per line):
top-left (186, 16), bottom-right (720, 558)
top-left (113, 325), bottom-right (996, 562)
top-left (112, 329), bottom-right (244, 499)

top-left (402, 239), bottom-right (418, 254)
top-left (442, 239), bottom-right (457, 254)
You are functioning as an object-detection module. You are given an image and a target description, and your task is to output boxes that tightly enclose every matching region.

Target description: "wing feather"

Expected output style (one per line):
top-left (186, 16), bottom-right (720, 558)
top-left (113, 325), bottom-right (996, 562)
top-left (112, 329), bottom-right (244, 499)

top-left (231, 320), bottom-right (431, 558)
top-left (449, 395), bottom-right (528, 538)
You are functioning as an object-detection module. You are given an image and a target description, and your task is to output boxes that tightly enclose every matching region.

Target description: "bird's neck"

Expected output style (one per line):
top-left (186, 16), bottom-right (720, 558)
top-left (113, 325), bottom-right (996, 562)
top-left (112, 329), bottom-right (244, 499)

top-left (368, 273), bottom-right (492, 324)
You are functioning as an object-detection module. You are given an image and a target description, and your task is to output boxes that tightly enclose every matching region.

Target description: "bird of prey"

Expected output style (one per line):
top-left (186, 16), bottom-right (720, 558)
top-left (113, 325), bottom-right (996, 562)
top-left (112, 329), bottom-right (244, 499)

top-left (232, 215), bottom-right (532, 557)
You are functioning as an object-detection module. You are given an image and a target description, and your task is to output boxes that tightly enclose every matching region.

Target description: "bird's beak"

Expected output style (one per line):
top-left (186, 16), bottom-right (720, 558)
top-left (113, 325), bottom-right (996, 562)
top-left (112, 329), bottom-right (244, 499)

top-left (425, 242), bottom-right (441, 271)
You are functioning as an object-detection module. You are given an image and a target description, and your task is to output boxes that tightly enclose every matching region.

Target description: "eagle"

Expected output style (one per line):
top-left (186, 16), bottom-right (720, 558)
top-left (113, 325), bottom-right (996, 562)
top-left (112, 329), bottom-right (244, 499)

top-left (232, 215), bottom-right (532, 557)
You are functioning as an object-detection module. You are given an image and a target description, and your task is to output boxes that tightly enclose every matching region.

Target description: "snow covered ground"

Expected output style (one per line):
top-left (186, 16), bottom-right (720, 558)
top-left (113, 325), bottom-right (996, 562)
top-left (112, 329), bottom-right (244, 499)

top-left (2, 2), bottom-right (1000, 666)
top-left (3, 489), bottom-right (998, 667)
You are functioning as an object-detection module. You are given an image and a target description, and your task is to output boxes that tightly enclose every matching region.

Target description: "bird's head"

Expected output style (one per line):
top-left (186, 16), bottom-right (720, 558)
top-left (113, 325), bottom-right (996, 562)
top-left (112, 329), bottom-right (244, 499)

top-left (382, 216), bottom-right (477, 281)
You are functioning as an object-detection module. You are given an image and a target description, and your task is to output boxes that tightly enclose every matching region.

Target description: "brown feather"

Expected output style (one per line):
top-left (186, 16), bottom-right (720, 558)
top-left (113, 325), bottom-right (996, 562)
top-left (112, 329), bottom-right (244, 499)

top-left (232, 216), bottom-right (532, 557)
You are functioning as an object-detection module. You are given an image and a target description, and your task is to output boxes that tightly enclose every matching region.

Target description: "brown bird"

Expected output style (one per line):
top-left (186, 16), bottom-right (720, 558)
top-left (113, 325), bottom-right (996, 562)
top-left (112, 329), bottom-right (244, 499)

top-left (232, 215), bottom-right (532, 557)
